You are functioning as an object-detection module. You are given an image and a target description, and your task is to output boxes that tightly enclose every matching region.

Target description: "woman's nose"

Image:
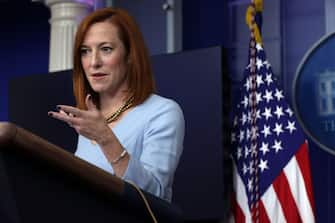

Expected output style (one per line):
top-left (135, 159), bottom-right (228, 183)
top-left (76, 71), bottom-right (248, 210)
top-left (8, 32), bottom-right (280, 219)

top-left (91, 51), bottom-right (102, 68)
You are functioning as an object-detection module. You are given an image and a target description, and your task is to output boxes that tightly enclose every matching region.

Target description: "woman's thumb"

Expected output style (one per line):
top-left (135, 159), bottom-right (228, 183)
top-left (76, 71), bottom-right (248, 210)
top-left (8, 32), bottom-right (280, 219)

top-left (85, 94), bottom-right (97, 111)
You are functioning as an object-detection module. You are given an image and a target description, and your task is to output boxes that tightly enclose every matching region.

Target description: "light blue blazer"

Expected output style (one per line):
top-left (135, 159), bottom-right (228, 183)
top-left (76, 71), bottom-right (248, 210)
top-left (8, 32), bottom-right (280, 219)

top-left (75, 94), bottom-right (185, 202)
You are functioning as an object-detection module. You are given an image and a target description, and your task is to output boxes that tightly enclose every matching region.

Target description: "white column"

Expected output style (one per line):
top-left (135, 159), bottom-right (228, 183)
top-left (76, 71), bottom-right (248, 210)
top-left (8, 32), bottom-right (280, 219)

top-left (325, 0), bottom-right (335, 34)
top-left (163, 0), bottom-right (182, 53)
top-left (45, 0), bottom-right (94, 72)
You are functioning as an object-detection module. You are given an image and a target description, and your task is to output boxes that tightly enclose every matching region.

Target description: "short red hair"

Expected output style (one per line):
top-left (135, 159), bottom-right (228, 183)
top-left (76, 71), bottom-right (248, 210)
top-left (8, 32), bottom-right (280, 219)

top-left (73, 7), bottom-right (156, 109)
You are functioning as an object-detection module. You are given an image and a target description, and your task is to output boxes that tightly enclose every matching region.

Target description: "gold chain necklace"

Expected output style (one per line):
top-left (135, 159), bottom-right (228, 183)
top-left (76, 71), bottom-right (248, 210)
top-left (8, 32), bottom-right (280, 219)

top-left (105, 96), bottom-right (134, 123)
top-left (91, 96), bottom-right (134, 145)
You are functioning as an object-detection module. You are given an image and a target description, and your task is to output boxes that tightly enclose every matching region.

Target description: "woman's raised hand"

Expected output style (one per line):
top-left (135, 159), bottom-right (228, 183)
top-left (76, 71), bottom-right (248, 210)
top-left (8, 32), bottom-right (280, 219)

top-left (48, 94), bottom-right (112, 145)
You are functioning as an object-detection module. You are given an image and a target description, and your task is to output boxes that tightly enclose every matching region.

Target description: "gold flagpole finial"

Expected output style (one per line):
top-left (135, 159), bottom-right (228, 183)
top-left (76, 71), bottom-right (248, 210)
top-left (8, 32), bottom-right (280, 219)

top-left (245, 0), bottom-right (263, 44)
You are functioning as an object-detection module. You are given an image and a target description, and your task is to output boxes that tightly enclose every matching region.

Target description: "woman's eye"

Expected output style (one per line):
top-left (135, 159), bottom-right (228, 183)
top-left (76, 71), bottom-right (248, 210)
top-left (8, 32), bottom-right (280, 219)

top-left (101, 47), bottom-right (113, 53)
top-left (80, 48), bottom-right (90, 56)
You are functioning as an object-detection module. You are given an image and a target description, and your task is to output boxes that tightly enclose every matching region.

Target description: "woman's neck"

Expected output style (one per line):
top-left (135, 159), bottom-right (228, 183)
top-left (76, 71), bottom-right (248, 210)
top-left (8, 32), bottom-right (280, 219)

top-left (99, 90), bottom-right (130, 117)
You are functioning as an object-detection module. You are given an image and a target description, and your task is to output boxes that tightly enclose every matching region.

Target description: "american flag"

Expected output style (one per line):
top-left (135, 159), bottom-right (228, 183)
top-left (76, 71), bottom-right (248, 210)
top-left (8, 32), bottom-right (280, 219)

top-left (230, 39), bottom-right (316, 222)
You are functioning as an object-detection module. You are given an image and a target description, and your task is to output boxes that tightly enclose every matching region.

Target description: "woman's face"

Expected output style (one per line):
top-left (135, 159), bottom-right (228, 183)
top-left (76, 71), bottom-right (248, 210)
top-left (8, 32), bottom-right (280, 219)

top-left (80, 21), bottom-right (128, 96)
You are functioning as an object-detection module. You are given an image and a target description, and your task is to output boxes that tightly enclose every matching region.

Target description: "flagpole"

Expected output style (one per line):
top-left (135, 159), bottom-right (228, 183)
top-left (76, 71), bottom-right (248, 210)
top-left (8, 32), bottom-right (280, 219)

top-left (249, 3), bottom-right (259, 223)
top-left (247, 1), bottom-right (263, 222)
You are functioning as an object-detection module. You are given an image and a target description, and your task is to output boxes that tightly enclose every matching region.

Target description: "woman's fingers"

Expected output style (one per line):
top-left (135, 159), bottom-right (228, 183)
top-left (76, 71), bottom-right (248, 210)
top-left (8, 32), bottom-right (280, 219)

top-left (48, 101), bottom-right (105, 140)
top-left (56, 105), bottom-right (82, 117)
top-left (48, 110), bottom-right (80, 126)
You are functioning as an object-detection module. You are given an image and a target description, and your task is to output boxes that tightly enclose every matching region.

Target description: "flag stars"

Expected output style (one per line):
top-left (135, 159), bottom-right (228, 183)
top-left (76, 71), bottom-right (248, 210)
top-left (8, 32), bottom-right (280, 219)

top-left (260, 142), bottom-right (270, 155)
top-left (285, 107), bottom-right (294, 117)
top-left (263, 60), bottom-right (271, 69)
top-left (256, 109), bottom-right (262, 120)
top-left (265, 73), bottom-right (273, 86)
top-left (237, 147), bottom-right (242, 159)
top-left (272, 140), bottom-right (283, 153)
top-left (239, 130), bottom-right (245, 142)
top-left (256, 75), bottom-right (264, 87)
top-left (241, 96), bottom-right (249, 108)
top-left (240, 113), bottom-right (247, 125)
top-left (247, 110), bottom-right (261, 123)
top-left (256, 43), bottom-right (263, 52)
top-left (247, 178), bottom-right (254, 192)
top-left (274, 106), bottom-right (285, 119)
top-left (261, 125), bottom-right (272, 138)
top-left (273, 123), bottom-right (284, 136)
top-left (262, 107), bottom-right (273, 120)
top-left (274, 89), bottom-right (284, 101)
top-left (246, 128), bottom-right (251, 140)
top-left (231, 40), bottom-right (314, 213)
top-left (286, 121), bottom-right (297, 134)
top-left (244, 146), bottom-right (250, 158)
top-left (243, 163), bottom-right (248, 175)
top-left (251, 126), bottom-right (259, 140)
top-left (247, 111), bottom-right (252, 124)
top-left (244, 78), bottom-right (251, 91)
top-left (256, 57), bottom-right (264, 70)
top-left (263, 89), bottom-right (274, 103)
top-left (256, 92), bottom-right (263, 104)
top-left (258, 159), bottom-right (269, 172)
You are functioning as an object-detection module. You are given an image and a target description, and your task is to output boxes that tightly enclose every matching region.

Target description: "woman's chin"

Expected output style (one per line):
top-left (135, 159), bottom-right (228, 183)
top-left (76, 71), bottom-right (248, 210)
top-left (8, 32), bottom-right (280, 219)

top-left (90, 86), bottom-right (106, 94)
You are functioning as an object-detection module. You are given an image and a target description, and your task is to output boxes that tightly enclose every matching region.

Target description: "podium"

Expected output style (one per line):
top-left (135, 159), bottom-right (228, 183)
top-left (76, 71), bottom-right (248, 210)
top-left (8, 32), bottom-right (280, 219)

top-left (0, 122), bottom-right (182, 223)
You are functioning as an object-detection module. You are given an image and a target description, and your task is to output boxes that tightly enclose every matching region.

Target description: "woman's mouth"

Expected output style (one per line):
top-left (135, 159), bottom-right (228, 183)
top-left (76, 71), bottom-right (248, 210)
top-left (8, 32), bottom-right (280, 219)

top-left (91, 73), bottom-right (107, 80)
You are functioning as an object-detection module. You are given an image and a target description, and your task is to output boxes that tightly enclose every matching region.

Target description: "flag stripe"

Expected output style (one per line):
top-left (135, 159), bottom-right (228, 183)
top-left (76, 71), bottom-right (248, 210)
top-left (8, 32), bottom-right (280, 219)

top-left (258, 200), bottom-right (271, 223)
top-left (295, 142), bottom-right (316, 214)
top-left (284, 151), bottom-right (315, 223)
top-left (231, 192), bottom-right (245, 223)
top-left (233, 162), bottom-right (252, 223)
top-left (273, 171), bottom-right (302, 223)
top-left (262, 185), bottom-right (287, 223)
